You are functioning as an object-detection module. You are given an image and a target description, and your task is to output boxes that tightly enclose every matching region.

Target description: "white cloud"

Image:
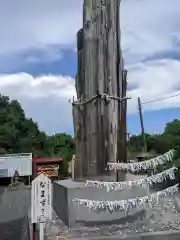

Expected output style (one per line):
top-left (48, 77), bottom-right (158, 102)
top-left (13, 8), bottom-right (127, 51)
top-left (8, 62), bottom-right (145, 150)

top-left (0, 0), bottom-right (179, 64)
top-left (0, 0), bottom-right (180, 133)
top-left (0, 73), bottom-right (76, 134)
top-left (0, 0), bottom-right (83, 68)
top-left (0, 73), bottom-right (75, 99)
top-left (0, 0), bottom-right (83, 55)
top-left (0, 62), bottom-right (180, 133)
top-left (127, 59), bottom-right (180, 114)
top-left (121, 0), bottom-right (180, 63)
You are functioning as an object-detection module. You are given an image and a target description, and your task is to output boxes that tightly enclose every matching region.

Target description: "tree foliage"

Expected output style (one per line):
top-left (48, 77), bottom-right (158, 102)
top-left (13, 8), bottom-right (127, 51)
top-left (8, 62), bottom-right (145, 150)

top-left (0, 94), bottom-right (75, 163)
top-left (46, 133), bottom-right (75, 161)
top-left (129, 119), bottom-right (180, 155)
top-left (2, 93), bottom-right (180, 177)
top-left (128, 120), bottom-right (180, 176)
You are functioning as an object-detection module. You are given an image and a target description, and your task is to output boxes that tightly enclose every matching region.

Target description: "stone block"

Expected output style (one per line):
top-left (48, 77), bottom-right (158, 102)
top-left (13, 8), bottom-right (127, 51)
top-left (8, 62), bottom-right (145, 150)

top-left (53, 179), bottom-right (150, 228)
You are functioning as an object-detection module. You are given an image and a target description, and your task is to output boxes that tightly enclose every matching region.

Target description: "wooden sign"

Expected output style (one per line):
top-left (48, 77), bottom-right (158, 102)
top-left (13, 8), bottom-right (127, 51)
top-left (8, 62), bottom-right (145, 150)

top-left (31, 173), bottom-right (52, 223)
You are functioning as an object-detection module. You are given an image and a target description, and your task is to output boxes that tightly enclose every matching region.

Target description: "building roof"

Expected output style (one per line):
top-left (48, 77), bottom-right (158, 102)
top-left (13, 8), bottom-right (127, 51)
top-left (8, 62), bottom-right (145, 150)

top-left (35, 157), bottom-right (63, 164)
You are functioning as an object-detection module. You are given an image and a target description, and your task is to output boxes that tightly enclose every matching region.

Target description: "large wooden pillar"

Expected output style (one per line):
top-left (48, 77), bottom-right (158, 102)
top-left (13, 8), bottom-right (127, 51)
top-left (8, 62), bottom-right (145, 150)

top-left (73, 0), bottom-right (125, 180)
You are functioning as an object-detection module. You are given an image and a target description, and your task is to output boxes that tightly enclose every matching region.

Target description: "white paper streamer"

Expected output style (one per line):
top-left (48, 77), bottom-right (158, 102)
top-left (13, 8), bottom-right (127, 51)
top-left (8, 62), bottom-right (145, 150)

top-left (73, 184), bottom-right (179, 213)
top-left (85, 167), bottom-right (177, 192)
top-left (107, 149), bottom-right (175, 172)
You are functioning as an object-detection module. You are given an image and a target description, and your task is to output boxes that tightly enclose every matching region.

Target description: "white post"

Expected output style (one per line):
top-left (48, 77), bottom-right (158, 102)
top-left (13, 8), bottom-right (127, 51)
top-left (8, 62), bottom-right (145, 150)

top-left (39, 223), bottom-right (44, 240)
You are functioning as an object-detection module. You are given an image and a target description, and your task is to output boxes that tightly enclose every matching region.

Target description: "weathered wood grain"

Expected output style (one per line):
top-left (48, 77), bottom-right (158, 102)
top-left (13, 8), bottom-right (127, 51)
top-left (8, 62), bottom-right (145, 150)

top-left (73, 0), bottom-right (126, 180)
top-left (72, 29), bottom-right (85, 180)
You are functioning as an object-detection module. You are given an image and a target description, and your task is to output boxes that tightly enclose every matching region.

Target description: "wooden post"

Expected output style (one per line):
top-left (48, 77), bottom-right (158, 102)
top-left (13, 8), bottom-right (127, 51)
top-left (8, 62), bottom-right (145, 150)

top-left (73, 0), bottom-right (123, 179)
top-left (119, 69), bottom-right (128, 163)
top-left (117, 69), bottom-right (128, 181)
top-left (138, 97), bottom-right (147, 153)
top-left (121, 69), bottom-right (128, 162)
top-left (116, 1), bottom-right (122, 182)
top-left (72, 28), bottom-right (85, 180)
top-left (127, 132), bottom-right (131, 149)
top-left (32, 153), bottom-right (37, 240)
top-left (72, 0), bottom-right (126, 180)
top-left (31, 174), bottom-right (52, 240)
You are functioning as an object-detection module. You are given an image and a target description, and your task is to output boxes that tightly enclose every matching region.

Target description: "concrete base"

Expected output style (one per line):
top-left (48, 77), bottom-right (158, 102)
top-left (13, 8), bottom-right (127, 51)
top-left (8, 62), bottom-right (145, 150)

top-left (53, 179), bottom-right (150, 228)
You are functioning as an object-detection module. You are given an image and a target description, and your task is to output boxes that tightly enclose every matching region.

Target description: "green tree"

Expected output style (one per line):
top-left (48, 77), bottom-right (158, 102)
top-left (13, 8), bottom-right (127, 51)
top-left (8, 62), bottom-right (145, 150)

top-left (0, 94), bottom-right (75, 163)
top-left (150, 134), bottom-right (174, 154)
top-left (164, 119), bottom-right (180, 136)
top-left (48, 133), bottom-right (75, 161)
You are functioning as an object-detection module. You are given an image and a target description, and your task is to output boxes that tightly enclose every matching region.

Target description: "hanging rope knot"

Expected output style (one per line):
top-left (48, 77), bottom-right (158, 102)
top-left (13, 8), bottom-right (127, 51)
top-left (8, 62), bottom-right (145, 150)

top-left (77, 98), bottom-right (81, 103)
top-left (105, 94), bottom-right (110, 103)
top-left (101, 94), bottom-right (110, 104)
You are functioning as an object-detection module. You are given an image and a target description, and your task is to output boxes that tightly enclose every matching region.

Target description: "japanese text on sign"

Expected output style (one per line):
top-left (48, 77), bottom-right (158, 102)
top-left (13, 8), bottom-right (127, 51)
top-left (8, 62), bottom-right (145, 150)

top-left (31, 173), bottom-right (52, 223)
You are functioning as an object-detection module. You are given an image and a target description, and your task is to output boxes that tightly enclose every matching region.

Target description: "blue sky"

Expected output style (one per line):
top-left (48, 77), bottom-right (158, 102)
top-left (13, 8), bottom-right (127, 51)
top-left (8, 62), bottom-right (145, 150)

top-left (0, 0), bottom-right (180, 135)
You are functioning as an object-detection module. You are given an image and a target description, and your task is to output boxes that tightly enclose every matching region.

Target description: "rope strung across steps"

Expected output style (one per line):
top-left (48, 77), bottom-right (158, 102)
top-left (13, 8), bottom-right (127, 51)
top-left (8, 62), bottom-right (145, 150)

top-left (85, 167), bottom-right (177, 192)
top-left (107, 149), bottom-right (175, 172)
top-left (73, 183), bottom-right (179, 214)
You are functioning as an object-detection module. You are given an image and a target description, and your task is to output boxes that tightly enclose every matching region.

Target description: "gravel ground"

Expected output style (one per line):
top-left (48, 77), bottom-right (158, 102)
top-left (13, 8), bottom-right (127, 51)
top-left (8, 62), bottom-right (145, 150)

top-left (1, 184), bottom-right (180, 240)
top-left (44, 194), bottom-right (180, 240)
top-left (0, 185), bottom-right (31, 240)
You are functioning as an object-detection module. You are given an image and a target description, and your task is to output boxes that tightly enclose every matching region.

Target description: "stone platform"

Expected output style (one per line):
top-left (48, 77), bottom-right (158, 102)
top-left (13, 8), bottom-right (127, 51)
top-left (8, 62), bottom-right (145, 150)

top-left (53, 179), bottom-right (150, 228)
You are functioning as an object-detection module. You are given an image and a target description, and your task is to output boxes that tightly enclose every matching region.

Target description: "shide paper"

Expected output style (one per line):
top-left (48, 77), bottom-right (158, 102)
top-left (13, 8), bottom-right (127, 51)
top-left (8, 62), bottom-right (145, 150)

top-left (73, 184), bottom-right (179, 213)
top-left (85, 167), bottom-right (177, 192)
top-left (107, 149), bottom-right (175, 172)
